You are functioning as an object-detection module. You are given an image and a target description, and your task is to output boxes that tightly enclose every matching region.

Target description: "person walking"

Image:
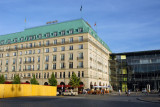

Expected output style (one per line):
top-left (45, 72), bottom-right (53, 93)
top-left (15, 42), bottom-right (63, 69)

top-left (119, 89), bottom-right (121, 96)
top-left (128, 90), bottom-right (130, 96)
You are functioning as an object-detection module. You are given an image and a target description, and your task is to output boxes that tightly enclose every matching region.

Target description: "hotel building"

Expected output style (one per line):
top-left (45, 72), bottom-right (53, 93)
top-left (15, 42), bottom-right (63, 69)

top-left (0, 19), bottom-right (111, 89)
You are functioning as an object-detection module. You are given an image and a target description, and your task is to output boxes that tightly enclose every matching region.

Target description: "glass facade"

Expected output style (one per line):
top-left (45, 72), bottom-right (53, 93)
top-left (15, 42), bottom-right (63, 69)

top-left (109, 50), bottom-right (160, 92)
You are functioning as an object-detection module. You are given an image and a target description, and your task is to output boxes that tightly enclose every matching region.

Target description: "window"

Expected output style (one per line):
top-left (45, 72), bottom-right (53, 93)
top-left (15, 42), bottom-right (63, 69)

top-left (0, 67), bottom-right (1, 72)
top-left (45, 48), bottom-right (49, 53)
top-left (79, 44), bottom-right (83, 49)
top-left (63, 72), bottom-right (65, 78)
top-left (6, 53), bottom-right (9, 57)
top-left (78, 36), bottom-right (83, 42)
top-left (68, 72), bottom-right (70, 78)
top-left (19, 65), bottom-right (21, 71)
top-left (12, 66), bottom-right (15, 71)
top-left (14, 38), bottom-right (17, 42)
top-left (78, 71), bottom-right (80, 77)
top-left (14, 45), bottom-right (17, 49)
top-left (61, 38), bottom-right (65, 44)
top-left (39, 42), bottom-right (41, 46)
top-left (69, 29), bottom-right (74, 34)
top-left (38, 49), bottom-right (41, 54)
top-left (53, 55), bottom-right (56, 61)
top-left (13, 58), bottom-right (16, 64)
top-left (28, 57), bottom-right (31, 62)
top-left (38, 34), bottom-right (42, 39)
top-left (29, 36), bottom-right (33, 40)
top-left (78, 61), bottom-right (83, 68)
top-left (29, 43), bottom-right (32, 48)
top-left (37, 64), bottom-right (40, 70)
top-left (53, 47), bottom-right (57, 52)
top-left (5, 67), bottom-right (8, 72)
top-left (46, 40), bottom-right (50, 46)
top-left (61, 63), bottom-right (65, 69)
top-left (45, 64), bottom-right (49, 70)
top-left (33, 50), bottom-right (35, 54)
top-left (46, 33), bottom-right (50, 37)
top-left (53, 63), bottom-right (56, 69)
top-left (38, 56), bottom-right (40, 62)
top-left (69, 62), bottom-right (73, 68)
top-left (26, 44), bottom-right (28, 48)
top-left (53, 40), bottom-right (57, 45)
top-left (78, 53), bottom-right (83, 59)
top-left (69, 45), bottom-right (73, 50)
top-left (55, 72), bottom-right (57, 78)
top-left (60, 72), bottom-right (62, 78)
top-left (6, 60), bottom-right (8, 65)
top-left (20, 51), bottom-right (22, 55)
top-left (82, 71), bottom-right (84, 77)
top-left (61, 54), bottom-right (65, 61)
top-left (54, 32), bottom-right (57, 36)
top-left (45, 56), bottom-right (49, 62)
top-left (69, 37), bottom-right (73, 43)
top-left (25, 51), bottom-right (27, 55)
top-left (69, 53), bottom-right (73, 60)
top-left (61, 46), bottom-right (65, 51)
top-left (7, 39), bottom-right (11, 44)
top-left (21, 44), bottom-right (23, 48)
top-left (20, 37), bottom-right (24, 41)
top-left (78, 28), bottom-right (83, 33)
top-left (29, 50), bottom-right (32, 54)
top-left (19, 58), bottom-right (22, 64)
top-left (61, 31), bottom-right (65, 35)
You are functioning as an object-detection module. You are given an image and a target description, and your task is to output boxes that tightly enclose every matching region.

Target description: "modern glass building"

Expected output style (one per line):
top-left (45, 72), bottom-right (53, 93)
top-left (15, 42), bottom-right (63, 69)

top-left (109, 50), bottom-right (160, 92)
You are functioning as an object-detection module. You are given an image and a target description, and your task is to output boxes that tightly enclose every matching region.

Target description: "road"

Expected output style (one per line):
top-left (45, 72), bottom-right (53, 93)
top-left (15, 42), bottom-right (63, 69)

top-left (0, 94), bottom-right (159, 107)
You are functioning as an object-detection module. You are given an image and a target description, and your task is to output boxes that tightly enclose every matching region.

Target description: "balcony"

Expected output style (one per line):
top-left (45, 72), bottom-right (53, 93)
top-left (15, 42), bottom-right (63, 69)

top-left (69, 58), bottom-right (73, 60)
top-left (23, 61), bottom-right (34, 64)
top-left (77, 57), bottom-right (83, 60)
top-left (5, 70), bottom-right (8, 72)
top-left (23, 68), bottom-right (34, 71)
top-left (77, 66), bottom-right (83, 68)
top-left (61, 66), bottom-right (65, 69)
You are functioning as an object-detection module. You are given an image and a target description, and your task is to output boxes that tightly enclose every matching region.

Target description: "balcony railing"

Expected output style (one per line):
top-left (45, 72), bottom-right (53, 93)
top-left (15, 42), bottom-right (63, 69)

top-left (23, 68), bottom-right (34, 71)
top-left (77, 66), bottom-right (83, 68)
top-left (77, 57), bottom-right (83, 60)
top-left (23, 61), bottom-right (34, 64)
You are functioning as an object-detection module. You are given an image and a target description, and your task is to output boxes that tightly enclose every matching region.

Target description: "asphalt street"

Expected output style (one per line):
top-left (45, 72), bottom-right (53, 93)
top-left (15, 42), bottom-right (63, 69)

top-left (0, 94), bottom-right (159, 107)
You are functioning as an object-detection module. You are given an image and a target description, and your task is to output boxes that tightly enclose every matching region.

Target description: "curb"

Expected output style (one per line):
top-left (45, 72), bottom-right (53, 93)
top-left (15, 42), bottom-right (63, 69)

top-left (137, 98), bottom-right (160, 103)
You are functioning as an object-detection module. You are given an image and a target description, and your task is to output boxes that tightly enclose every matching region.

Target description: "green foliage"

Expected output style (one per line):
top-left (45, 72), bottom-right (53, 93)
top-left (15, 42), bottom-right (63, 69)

top-left (69, 72), bottom-right (80, 88)
top-left (0, 75), bottom-right (5, 84)
top-left (48, 73), bottom-right (57, 86)
top-left (30, 74), bottom-right (39, 85)
top-left (13, 74), bottom-right (21, 84)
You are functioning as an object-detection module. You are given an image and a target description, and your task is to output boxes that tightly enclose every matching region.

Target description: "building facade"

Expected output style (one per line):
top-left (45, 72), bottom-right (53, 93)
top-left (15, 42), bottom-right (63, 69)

top-left (109, 50), bottom-right (160, 92)
top-left (0, 19), bottom-right (111, 89)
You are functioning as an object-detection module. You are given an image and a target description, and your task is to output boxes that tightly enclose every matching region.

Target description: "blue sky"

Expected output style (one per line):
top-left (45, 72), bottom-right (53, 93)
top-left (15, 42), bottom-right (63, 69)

top-left (0, 0), bottom-right (160, 53)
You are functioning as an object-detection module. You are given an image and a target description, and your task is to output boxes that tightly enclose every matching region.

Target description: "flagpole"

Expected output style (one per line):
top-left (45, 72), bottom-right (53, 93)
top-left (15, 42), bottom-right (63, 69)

top-left (25, 18), bottom-right (26, 29)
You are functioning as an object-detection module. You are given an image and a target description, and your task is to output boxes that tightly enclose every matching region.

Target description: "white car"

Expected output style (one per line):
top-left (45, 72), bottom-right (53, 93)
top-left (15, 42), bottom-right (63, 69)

top-left (63, 90), bottom-right (78, 96)
top-left (142, 88), bottom-right (147, 93)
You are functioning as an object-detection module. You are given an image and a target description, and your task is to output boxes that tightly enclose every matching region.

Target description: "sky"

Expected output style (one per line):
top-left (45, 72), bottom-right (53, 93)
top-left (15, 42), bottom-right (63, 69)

top-left (0, 0), bottom-right (160, 53)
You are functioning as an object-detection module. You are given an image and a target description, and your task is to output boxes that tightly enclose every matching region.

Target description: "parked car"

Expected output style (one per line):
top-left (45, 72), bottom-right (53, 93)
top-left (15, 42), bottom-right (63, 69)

top-left (142, 88), bottom-right (147, 93)
top-left (63, 90), bottom-right (78, 96)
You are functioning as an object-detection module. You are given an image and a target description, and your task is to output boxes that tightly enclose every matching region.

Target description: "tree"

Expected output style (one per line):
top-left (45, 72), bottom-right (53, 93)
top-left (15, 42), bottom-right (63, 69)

top-left (30, 74), bottom-right (39, 85)
top-left (13, 74), bottom-right (21, 84)
top-left (0, 75), bottom-right (5, 84)
top-left (69, 72), bottom-right (80, 91)
top-left (48, 73), bottom-right (57, 86)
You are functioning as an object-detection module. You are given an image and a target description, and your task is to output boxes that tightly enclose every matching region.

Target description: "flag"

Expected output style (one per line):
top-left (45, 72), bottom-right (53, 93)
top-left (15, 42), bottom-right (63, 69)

top-left (25, 18), bottom-right (26, 23)
top-left (80, 5), bottom-right (82, 11)
top-left (94, 22), bottom-right (96, 26)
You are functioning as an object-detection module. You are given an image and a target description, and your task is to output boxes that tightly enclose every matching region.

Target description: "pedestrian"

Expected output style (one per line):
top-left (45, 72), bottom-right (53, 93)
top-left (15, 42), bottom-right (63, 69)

top-left (128, 90), bottom-right (130, 96)
top-left (119, 89), bottom-right (121, 96)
